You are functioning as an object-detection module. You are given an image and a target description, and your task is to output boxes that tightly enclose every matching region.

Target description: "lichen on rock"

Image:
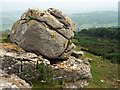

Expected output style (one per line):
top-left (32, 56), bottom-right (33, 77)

top-left (10, 8), bottom-right (76, 59)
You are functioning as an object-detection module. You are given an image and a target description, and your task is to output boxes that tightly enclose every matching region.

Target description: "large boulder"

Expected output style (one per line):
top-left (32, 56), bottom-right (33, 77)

top-left (10, 8), bottom-right (76, 59)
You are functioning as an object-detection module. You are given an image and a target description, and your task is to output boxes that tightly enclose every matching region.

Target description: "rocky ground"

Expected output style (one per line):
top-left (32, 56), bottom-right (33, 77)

top-left (0, 43), bottom-right (92, 88)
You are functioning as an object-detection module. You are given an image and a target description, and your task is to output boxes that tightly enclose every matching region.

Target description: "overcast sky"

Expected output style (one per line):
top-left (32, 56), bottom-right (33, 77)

top-left (0, 0), bottom-right (119, 14)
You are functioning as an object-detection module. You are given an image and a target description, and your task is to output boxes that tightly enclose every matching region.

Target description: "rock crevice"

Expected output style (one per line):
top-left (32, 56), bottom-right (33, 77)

top-left (21, 13), bottom-right (72, 40)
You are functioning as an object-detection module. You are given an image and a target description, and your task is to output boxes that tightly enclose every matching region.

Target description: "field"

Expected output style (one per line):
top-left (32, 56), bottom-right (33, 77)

top-left (75, 46), bottom-right (119, 88)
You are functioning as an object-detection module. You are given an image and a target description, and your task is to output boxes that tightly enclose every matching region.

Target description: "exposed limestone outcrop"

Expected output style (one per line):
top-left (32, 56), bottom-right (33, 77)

top-left (52, 56), bottom-right (92, 81)
top-left (10, 8), bottom-right (76, 59)
top-left (0, 43), bottom-right (92, 88)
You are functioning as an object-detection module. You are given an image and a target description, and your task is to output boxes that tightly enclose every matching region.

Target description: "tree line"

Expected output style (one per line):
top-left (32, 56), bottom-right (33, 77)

top-left (76, 27), bottom-right (120, 40)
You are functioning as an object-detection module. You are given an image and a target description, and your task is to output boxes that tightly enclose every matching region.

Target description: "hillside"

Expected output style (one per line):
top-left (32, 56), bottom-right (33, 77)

top-left (75, 46), bottom-right (118, 88)
top-left (73, 27), bottom-right (119, 64)
top-left (70, 11), bottom-right (118, 30)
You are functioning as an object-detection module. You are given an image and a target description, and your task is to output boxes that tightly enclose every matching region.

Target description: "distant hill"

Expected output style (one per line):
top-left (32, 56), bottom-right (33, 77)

top-left (0, 10), bottom-right (118, 32)
top-left (69, 11), bottom-right (118, 31)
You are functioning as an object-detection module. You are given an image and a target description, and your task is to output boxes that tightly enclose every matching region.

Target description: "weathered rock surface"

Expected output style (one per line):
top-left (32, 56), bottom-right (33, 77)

top-left (0, 43), bottom-right (92, 88)
top-left (64, 80), bottom-right (89, 88)
top-left (71, 50), bottom-right (84, 59)
top-left (0, 69), bottom-right (31, 89)
top-left (0, 48), bottom-right (50, 81)
top-left (51, 56), bottom-right (92, 81)
top-left (10, 8), bottom-right (76, 59)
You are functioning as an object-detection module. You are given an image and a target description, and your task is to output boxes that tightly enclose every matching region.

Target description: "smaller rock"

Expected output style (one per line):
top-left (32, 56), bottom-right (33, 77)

top-left (87, 58), bottom-right (93, 63)
top-left (41, 80), bottom-right (46, 83)
top-left (100, 80), bottom-right (104, 83)
top-left (51, 56), bottom-right (92, 81)
top-left (64, 80), bottom-right (89, 88)
top-left (71, 51), bottom-right (84, 59)
top-left (11, 85), bottom-right (18, 88)
top-left (8, 67), bottom-right (11, 69)
top-left (117, 80), bottom-right (120, 82)
top-left (83, 58), bottom-right (88, 62)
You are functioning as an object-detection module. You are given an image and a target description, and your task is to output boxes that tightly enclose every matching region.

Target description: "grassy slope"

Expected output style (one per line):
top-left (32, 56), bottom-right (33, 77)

top-left (75, 46), bottom-right (118, 88)
top-left (31, 80), bottom-right (63, 88)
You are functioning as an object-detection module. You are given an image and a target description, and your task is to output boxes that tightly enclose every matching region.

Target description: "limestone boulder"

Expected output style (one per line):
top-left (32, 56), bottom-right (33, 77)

top-left (10, 8), bottom-right (76, 59)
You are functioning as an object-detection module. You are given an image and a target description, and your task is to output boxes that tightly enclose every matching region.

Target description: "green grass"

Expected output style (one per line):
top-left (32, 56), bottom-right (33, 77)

top-left (0, 32), bottom-right (9, 38)
top-left (32, 80), bottom-right (56, 88)
top-left (75, 47), bottom-right (118, 88)
top-left (32, 80), bottom-right (63, 88)
top-left (27, 61), bottom-right (63, 89)
top-left (0, 33), bottom-right (10, 43)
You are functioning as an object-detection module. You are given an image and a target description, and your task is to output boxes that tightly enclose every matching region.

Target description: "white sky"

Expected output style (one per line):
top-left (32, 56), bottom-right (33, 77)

top-left (0, 0), bottom-right (119, 13)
